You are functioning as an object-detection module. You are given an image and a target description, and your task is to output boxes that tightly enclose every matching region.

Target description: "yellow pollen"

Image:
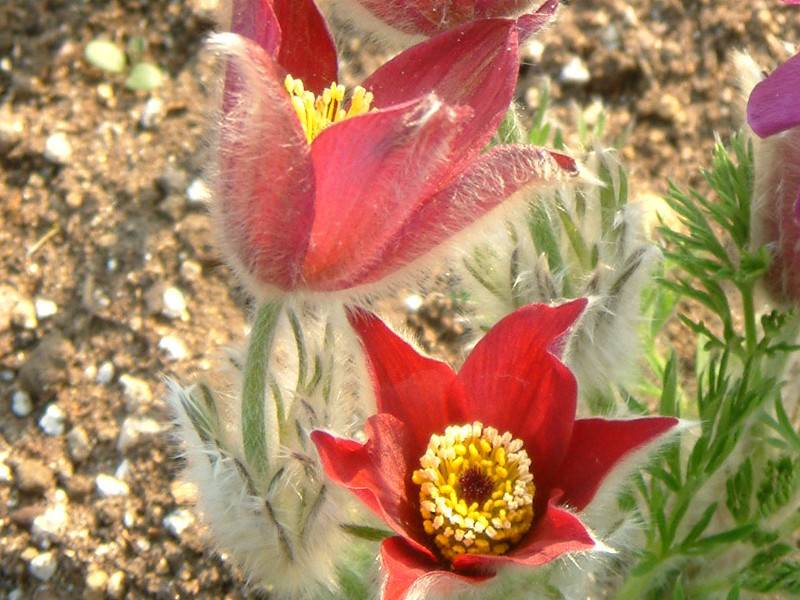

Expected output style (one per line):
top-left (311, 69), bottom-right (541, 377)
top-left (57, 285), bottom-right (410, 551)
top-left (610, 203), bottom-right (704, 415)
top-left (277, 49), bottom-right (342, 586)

top-left (412, 422), bottom-right (536, 562)
top-left (284, 74), bottom-right (374, 143)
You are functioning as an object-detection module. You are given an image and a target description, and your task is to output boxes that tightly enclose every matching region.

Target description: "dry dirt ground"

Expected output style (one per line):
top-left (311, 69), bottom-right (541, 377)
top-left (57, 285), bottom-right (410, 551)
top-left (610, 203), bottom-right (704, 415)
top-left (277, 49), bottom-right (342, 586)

top-left (1, 0), bottom-right (798, 598)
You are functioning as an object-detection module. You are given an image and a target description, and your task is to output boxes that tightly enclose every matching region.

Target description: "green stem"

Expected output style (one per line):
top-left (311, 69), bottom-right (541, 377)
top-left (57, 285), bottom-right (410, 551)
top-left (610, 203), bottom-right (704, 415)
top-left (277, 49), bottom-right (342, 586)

top-left (740, 282), bottom-right (757, 357)
top-left (241, 301), bottom-right (282, 477)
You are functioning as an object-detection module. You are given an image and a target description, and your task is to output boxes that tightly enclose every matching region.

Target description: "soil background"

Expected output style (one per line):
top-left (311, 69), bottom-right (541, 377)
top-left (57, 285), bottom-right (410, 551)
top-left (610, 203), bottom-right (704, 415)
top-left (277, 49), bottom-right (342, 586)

top-left (1, 0), bottom-right (798, 598)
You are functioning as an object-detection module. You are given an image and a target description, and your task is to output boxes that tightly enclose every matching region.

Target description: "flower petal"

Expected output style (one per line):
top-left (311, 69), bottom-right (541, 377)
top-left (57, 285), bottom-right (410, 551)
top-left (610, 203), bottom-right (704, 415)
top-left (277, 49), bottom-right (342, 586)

top-left (212, 33), bottom-right (315, 291)
top-left (230, 0), bottom-right (280, 56)
top-left (748, 52), bottom-right (800, 138)
top-left (301, 96), bottom-right (473, 290)
top-left (347, 309), bottom-right (467, 457)
top-left (357, 145), bottom-right (577, 285)
top-left (457, 299), bottom-right (587, 501)
top-left (269, 0), bottom-right (338, 93)
top-left (381, 537), bottom-right (493, 600)
top-left (452, 492), bottom-right (594, 571)
top-left (364, 18), bottom-right (522, 165)
top-left (311, 414), bottom-right (434, 554)
top-left (516, 0), bottom-right (559, 41)
top-left (557, 417), bottom-right (680, 511)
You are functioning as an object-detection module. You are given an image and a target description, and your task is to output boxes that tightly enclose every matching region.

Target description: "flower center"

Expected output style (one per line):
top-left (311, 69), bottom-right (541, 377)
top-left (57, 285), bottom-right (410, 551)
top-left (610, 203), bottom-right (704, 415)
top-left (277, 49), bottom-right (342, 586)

top-left (411, 422), bottom-right (536, 562)
top-left (284, 75), bottom-right (374, 143)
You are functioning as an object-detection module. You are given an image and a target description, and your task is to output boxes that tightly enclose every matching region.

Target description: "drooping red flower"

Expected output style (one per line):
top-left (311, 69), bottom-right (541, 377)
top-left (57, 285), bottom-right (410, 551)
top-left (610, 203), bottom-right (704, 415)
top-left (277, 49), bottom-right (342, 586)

top-left (212, 0), bottom-right (576, 296)
top-left (312, 299), bottom-right (679, 599)
top-left (331, 0), bottom-right (557, 38)
top-left (747, 48), bottom-right (800, 301)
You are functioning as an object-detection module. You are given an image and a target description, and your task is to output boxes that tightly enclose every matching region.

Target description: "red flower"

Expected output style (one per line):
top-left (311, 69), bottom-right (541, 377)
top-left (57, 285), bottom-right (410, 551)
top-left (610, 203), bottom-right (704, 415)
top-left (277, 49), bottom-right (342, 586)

top-left (312, 299), bottom-right (678, 599)
top-left (212, 0), bottom-right (575, 295)
top-left (333, 0), bottom-right (556, 38)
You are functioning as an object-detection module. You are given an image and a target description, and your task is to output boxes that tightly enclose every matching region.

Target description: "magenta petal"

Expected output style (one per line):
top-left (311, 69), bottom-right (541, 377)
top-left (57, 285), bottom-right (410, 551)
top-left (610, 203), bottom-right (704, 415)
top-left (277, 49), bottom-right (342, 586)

top-left (517, 0), bottom-right (559, 41)
top-left (457, 299), bottom-right (587, 498)
top-left (557, 417), bottom-right (679, 511)
top-left (230, 0), bottom-right (280, 56)
top-left (347, 309), bottom-right (467, 458)
top-left (381, 537), bottom-right (492, 600)
top-left (214, 34), bottom-right (314, 291)
top-left (364, 18), bottom-right (521, 164)
top-left (360, 145), bottom-right (578, 284)
top-left (312, 414), bottom-right (434, 554)
top-left (270, 0), bottom-right (338, 93)
top-left (748, 52), bottom-right (800, 137)
top-left (453, 493), bottom-right (594, 571)
top-left (301, 96), bottom-right (472, 289)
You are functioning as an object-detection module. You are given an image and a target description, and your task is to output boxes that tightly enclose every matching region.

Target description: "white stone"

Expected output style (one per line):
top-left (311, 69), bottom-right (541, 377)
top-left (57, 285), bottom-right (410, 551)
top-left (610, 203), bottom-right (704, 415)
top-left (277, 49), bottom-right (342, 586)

top-left (0, 460), bottom-right (12, 484)
top-left (11, 390), bottom-right (33, 417)
top-left (34, 297), bottom-right (57, 319)
top-left (404, 294), bottom-right (424, 313)
top-left (107, 571), bottom-right (126, 599)
top-left (186, 178), bottom-right (212, 204)
top-left (118, 374), bottom-right (152, 412)
top-left (95, 361), bottom-right (115, 384)
top-left (29, 551), bottom-right (57, 581)
top-left (117, 416), bottom-right (163, 453)
top-left (161, 286), bottom-right (187, 320)
top-left (140, 97), bottom-right (166, 130)
top-left (114, 459), bottom-right (131, 481)
top-left (179, 260), bottom-right (202, 282)
top-left (38, 404), bottom-right (66, 436)
top-left (32, 503), bottom-right (68, 544)
top-left (43, 132), bottom-right (73, 164)
top-left (560, 56), bottom-right (591, 85)
top-left (163, 508), bottom-right (195, 538)
top-left (158, 335), bottom-right (187, 361)
top-left (96, 474), bottom-right (129, 498)
top-left (66, 426), bottom-right (93, 462)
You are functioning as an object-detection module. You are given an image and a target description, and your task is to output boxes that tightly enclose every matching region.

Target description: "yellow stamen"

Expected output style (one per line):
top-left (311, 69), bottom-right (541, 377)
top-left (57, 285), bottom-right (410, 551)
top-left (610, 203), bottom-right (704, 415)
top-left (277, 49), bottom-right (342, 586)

top-left (284, 74), bottom-right (374, 143)
top-left (412, 422), bottom-right (536, 562)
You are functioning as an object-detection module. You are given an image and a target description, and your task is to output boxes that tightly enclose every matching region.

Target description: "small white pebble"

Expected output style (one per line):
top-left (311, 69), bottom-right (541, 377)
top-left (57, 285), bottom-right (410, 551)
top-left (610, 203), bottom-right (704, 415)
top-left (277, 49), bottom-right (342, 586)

top-left (38, 404), bottom-right (65, 436)
top-left (163, 508), bottom-right (195, 538)
top-left (158, 335), bottom-right (187, 361)
top-left (117, 416), bottom-right (163, 453)
top-left (107, 570), bottom-right (126, 599)
top-left (560, 56), bottom-right (591, 85)
top-left (161, 286), bottom-right (187, 320)
top-left (43, 132), bottom-right (73, 164)
top-left (96, 474), bottom-right (130, 498)
top-left (404, 294), bottom-right (424, 313)
top-left (0, 461), bottom-right (12, 484)
top-left (186, 178), bottom-right (211, 204)
top-left (29, 551), bottom-right (57, 581)
top-left (32, 503), bottom-right (68, 544)
top-left (140, 97), bottom-right (166, 130)
top-left (179, 260), bottom-right (202, 282)
top-left (66, 426), bottom-right (93, 462)
top-left (95, 361), bottom-right (115, 385)
top-left (34, 297), bottom-right (57, 319)
top-left (118, 374), bottom-right (152, 412)
top-left (11, 390), bottom-right (33, 417)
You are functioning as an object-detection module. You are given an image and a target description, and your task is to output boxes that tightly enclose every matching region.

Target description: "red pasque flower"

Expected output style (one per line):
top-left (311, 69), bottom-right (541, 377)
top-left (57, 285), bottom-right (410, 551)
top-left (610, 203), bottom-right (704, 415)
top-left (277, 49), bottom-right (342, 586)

top-left (747, 50), bottom-right (800, 301)
top-left (212, 0), bottom-right (576, 296)
top-left (312, 299), bottom-right (679, 599)
top-left (331, 0), bottom-right (556, 38)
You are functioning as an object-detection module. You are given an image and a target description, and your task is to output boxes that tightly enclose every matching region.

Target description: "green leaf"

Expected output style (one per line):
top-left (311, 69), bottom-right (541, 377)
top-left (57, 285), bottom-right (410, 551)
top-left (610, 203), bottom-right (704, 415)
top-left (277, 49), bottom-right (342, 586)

top-left (342, 523), bottom-right (393, 541)
top-left (85, 39), bottom-right (127, 73)
top-left (125, 62), bottom-right (164, 91)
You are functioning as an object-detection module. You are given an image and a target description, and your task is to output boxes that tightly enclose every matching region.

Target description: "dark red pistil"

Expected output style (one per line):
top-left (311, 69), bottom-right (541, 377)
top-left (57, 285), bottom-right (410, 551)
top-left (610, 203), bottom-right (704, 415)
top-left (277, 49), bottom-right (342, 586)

top-left (458, 467), bottom-right (494, 505)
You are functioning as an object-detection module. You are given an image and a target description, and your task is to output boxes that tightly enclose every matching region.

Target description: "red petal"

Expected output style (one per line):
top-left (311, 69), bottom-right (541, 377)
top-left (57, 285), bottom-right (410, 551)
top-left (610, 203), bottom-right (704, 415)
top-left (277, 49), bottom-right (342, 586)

top-left (311, 414), bottom-right (435, 555)
top-left (381, 537), bottom-right (492, 600)
top-left (364, 18), bottom-right (521, 168)
top-left (301, 96), bottom-right (472, 290)
top-left (452, 493), bottom-right (594, 571)
top-left (517, 0), bottom-right (559, 41)
top-left (359, 145), bottom-right (577, 285)
top-left (230, 0), bottom-right (280, 56)
top-left (214, 34), bottom-right (314, 291)
top-left (347, 309), bottom-right (467, 458)
top-left (557, 417), bottom-right (679, 510)
top-left (457, 299), bottom-right (587, 502)
top-left (270, 0), bottom-right (338, 94)
top-left (748, 52), bottom-right (800, 138)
